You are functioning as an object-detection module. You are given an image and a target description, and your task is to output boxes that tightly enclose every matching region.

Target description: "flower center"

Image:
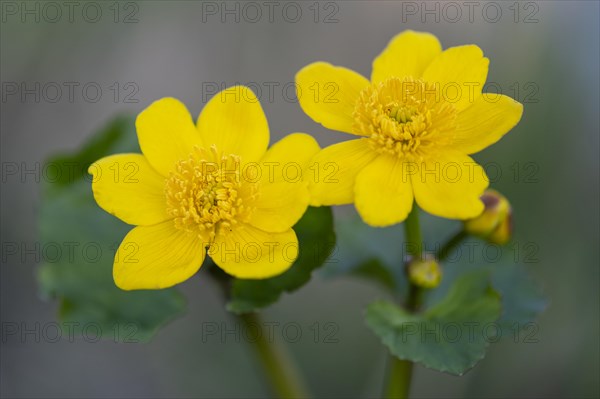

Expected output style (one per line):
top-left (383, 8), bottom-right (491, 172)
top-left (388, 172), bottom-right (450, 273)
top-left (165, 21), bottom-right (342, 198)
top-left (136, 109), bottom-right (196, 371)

top-left (165, 145), bottom-right (257, 241)
top-left (353, 77), bottom-right (457, 159)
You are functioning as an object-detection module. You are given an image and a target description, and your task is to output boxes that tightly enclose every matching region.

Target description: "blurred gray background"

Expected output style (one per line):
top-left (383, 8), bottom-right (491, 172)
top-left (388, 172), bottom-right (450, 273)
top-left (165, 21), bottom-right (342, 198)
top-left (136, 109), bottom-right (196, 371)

top-left (1, 1), bottom-right (599, 398)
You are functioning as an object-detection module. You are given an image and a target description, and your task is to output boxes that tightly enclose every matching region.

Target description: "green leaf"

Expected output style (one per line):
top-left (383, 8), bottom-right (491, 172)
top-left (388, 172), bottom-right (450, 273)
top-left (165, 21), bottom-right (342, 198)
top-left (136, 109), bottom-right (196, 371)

top-left (351, 258), bottom-right (396, 292)
top-left (319, 210), bottom-right (409, 296)
top-left (490, 263), bottom-right (547, 331)
top-left (424, 246), bottom-right (546, 337)
top-left (226, 206), bottom-right (336, 314)
top-left (44, 116), bottom-right (140, 194)
top-left (37, 116), bottom-right (186, 342)
top-left (366, 270), bottom-right (501, 375)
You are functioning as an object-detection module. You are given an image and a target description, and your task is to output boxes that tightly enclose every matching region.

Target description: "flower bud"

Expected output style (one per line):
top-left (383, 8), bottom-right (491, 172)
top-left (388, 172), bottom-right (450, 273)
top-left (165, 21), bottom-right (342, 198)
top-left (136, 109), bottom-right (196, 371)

top-left (407, 254), bottom-right (442, 289)
top-left (464, 189), bottom-right (513, 245)
top-left (487, 212), bottom-right (512, 245)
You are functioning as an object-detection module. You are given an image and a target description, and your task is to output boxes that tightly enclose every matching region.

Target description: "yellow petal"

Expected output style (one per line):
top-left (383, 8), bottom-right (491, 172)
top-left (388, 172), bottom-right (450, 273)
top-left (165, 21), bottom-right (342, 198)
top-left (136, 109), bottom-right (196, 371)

top-left (248, 133), bottom-right (320, 233)
top-left (210, 225), bottom-right (297, 279)
top-left (354, 155), bottom-right (414, 227)
top-left (411, 152), bottom-right (489, 219)
top-left (136, 97), bottom-right (202, 176)
top-left (259, 133), bottom-right (320, 168)
top-left (113, 221), bottom-right (206, 290)
top-left (447, 94), bottom-right (523, 154)
top-left (296, 62), bottom-right (370, 135)
top-left (89, 154), bottom-right (169, 226)
top-left (308, 138), bottom-right (378, 206)
top-left (197, 86), bottom-right (269, 163)
top-left (371, 30), bottom-right (442, 83)
top-left (422, 45), bottom-right (489, 111)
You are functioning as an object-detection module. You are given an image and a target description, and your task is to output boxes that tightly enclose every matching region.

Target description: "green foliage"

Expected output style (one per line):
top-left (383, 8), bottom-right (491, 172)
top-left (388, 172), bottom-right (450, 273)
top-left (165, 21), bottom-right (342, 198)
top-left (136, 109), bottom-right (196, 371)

top-left (321, 212), bottom-right (409, 295)
top-left (43, 116), bottom-right (139, 192)
top-left (227, 206), bottom-right (336, 314)
top-left (490, 263), bottom-right (547, 331)
top-left (301, 208), bottom-right (545, 374)
top-left (366, 270), bottom-right (501, 375)
top-left (35, 112), bottom-right (546, 379)
top-left (351, 258), bottom-right (397, 292)
top-left (37, 116), bottom-right (186, 342)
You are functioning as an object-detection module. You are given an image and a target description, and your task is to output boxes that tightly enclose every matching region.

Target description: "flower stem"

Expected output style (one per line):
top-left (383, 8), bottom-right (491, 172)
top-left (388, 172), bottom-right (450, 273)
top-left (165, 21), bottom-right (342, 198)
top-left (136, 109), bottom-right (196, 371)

top-left (436, 230), bottom-right (467, 262)
top-left (404, 205), bottom-right (424, 259)
top-left (238, 312), bottom-right (310, 399)
top-left (385, 357), bottom-right (414, 399)
top-left (385, 205), bottom-right (423, 399)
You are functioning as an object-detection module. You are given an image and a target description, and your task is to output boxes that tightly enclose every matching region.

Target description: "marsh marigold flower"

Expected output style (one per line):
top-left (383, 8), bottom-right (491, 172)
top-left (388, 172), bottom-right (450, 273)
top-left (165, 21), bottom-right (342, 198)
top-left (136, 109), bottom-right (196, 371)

top-left (296, 30), bottom-right (523, 226)
top-left (89, 86), bottom-right (319, 290)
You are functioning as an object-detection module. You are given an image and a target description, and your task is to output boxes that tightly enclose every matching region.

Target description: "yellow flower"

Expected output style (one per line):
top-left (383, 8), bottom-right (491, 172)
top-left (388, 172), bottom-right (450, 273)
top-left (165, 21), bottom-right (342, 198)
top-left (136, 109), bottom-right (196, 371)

top-left (89, 86), bottom-right (320, 290)
top-left (296, 30), bottom-right (523, 227)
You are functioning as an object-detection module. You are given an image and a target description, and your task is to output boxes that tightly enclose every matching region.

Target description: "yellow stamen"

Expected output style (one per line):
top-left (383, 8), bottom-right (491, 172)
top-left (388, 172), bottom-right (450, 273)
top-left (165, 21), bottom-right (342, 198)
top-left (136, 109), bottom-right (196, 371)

top-left (353, 77), bottom-right (458, 159)
top-left (165, 145), bottom-right (257, 241)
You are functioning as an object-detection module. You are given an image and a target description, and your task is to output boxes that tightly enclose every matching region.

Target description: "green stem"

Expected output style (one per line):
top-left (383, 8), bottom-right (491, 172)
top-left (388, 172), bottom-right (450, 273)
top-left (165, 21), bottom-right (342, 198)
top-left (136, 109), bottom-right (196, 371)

top-left (436, 230), bottom-right (467, 262)
top-left (403, 205), bottom-right (425, 312)
top-left (385, 357), bottom-right (414, 399)
top-left (385, 205), bottom-right (423, 399)
top-left (238, 312), bottom-right (310, 399)
top-left (404, 205), bottom-right (424, 259)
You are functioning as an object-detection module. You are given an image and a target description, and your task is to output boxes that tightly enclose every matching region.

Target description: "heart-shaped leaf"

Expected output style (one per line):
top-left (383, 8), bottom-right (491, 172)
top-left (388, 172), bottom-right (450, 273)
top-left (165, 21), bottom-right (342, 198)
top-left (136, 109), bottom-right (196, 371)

top-left (366, 270), bottom-right (501, 375)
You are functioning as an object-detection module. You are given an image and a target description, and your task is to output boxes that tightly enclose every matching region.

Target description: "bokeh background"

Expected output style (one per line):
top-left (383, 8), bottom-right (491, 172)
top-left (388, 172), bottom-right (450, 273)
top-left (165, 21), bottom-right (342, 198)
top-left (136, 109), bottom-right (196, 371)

top-left (1, 1), bottom-right (598, 398)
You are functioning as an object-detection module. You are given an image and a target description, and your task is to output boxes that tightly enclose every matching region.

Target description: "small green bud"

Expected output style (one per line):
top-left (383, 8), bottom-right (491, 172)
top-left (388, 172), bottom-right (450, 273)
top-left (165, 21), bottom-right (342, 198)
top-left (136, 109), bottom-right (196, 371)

top-left (464, 189), bottom-right (513, 245)
top-left (407, 254), bottom-right (442, 289)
